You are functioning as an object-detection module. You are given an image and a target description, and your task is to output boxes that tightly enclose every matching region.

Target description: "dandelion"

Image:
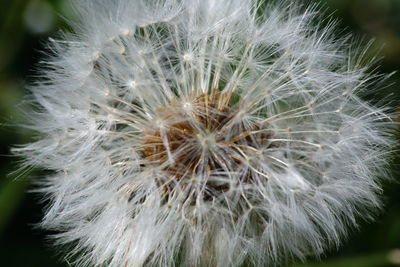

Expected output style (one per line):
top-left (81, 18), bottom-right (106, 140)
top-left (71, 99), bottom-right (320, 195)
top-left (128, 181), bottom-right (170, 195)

top-left (15, 0), bottom-right (395, 266)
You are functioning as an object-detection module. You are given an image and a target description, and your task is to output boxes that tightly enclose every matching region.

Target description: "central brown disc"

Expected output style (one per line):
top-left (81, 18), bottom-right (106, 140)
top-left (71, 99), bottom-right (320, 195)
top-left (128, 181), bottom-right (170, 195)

top-left (141, 88), bottom-right (270, 200)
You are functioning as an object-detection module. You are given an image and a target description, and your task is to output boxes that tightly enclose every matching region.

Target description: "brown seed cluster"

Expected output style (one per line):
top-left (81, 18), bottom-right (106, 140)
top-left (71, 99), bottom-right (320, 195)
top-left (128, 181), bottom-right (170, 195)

top-left (141, 89), bottom-right (270, 200)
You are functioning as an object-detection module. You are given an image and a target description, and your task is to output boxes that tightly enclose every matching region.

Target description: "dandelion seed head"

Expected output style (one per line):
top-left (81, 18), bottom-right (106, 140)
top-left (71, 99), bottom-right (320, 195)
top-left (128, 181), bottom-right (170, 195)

top-left (15, 0), bottom-right (396, 266)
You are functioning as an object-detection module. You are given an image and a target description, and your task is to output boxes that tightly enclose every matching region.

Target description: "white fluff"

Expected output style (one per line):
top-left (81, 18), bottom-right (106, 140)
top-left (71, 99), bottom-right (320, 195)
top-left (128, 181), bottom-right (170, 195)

top-left (15, 0), bottom-right (396, 266)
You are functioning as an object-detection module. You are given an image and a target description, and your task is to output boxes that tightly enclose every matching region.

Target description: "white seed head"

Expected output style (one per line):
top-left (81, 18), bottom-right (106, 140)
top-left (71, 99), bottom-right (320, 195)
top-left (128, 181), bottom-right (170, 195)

top-left (15, 0), bottom-right (396, 266)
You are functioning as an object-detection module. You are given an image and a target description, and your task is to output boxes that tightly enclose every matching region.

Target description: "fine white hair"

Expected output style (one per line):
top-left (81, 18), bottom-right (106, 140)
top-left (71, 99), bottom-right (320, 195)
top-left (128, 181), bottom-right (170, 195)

top-left (15, 0), bottom-right (396, 266)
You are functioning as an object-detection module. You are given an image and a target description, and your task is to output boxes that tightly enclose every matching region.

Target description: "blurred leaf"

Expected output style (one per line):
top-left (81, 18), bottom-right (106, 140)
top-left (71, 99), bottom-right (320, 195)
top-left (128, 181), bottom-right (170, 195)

top-left (0, 176), bottom-right (29, 233)
top-left (294, 251), bottom-right (398, 267)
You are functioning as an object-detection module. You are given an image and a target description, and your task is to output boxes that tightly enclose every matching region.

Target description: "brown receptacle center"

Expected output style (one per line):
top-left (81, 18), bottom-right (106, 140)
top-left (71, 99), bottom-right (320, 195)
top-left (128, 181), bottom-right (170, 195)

top-left (141, 89), bottom-right (270, 200)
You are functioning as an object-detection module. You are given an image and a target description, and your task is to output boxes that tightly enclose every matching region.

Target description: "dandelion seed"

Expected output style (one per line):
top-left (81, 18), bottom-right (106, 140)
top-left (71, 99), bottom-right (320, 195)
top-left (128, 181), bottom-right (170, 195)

top-left (15, 0), bottom-right (396, 266)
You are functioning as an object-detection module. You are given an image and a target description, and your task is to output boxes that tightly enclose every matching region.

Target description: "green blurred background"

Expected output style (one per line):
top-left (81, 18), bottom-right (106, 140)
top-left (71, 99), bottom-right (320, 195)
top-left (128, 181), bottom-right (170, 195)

top-left (0, 0), bottom-right (399, 266)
